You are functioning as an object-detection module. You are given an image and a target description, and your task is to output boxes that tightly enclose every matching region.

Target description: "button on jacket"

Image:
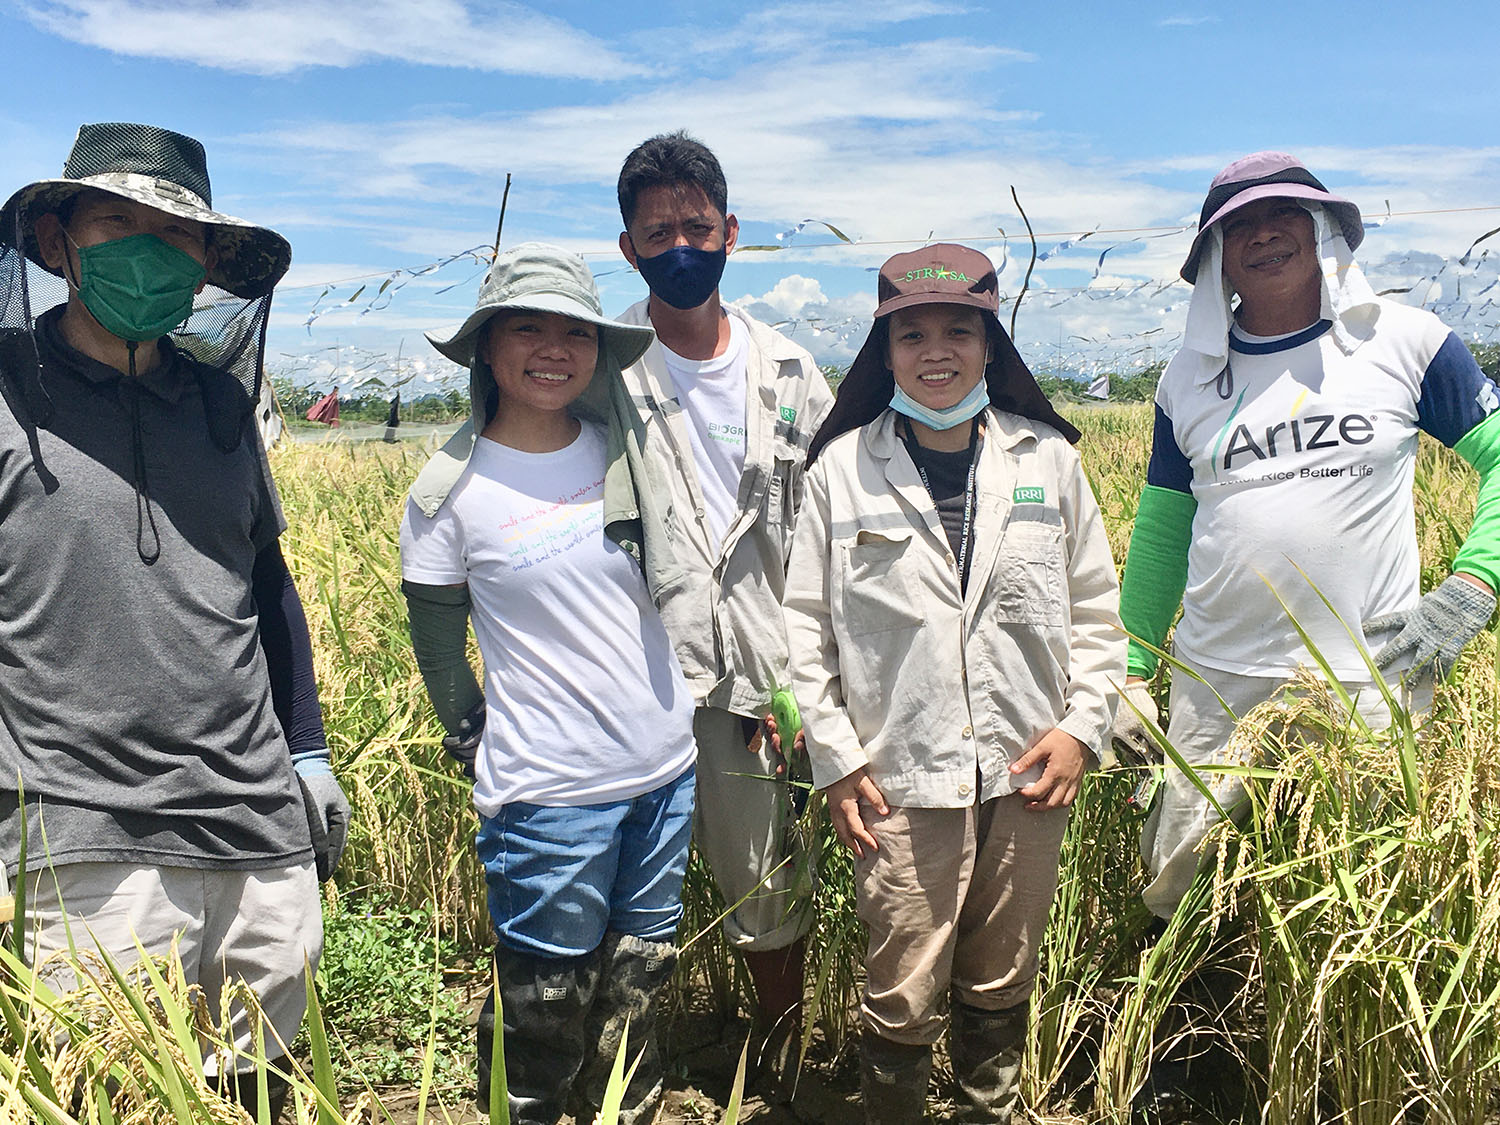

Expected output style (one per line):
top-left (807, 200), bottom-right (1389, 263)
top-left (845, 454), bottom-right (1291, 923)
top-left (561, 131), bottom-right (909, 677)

top-left (613, 300), bottom-right (834, 717)
top-left (783, 408), bottom-right (1124, 808)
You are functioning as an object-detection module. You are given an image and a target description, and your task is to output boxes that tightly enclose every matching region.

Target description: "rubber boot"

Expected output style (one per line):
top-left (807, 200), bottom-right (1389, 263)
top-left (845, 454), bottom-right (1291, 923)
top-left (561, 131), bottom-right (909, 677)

top-left (949, 1000), bottom-right (1027, 1124)
top-left (227, 1064), bottom-right (291, 1125)
top-left (745, 937), bottom-right (806, 1099)
top-left (573, 933), bottom-right (677, 1125)
top-left (859, 1033), bottom-right (931, 1124)
top-left (477, 943), bottom-right (602, 1125)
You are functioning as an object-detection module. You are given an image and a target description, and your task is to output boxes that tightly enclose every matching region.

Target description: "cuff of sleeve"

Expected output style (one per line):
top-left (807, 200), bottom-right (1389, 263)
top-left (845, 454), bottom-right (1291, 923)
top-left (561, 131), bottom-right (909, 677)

top-left (808, 738), bottom-right (870, 792)
top-left (1057, 709), bottom-right (1105, 757)
top-left (1127, 641), bottom-right (1159, 680)
top-left (291, 750), bottom-right (332, 776)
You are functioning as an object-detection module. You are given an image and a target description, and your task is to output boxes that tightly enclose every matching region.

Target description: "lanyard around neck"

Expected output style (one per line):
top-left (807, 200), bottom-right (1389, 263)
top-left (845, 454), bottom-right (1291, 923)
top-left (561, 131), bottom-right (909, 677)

top-left (901, 416), bottom-right (980, 587)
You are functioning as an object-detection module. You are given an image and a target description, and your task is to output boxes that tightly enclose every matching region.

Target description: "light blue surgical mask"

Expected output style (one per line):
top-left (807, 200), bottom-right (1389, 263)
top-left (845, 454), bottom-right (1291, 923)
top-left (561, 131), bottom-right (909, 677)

top-left (890, 376), bottom-right (991, 431)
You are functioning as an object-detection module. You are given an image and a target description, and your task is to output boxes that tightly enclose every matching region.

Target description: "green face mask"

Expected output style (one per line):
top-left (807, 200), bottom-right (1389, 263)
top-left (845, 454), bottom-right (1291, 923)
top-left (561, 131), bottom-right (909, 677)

top-left (70, 232), bottom-right (207, 343)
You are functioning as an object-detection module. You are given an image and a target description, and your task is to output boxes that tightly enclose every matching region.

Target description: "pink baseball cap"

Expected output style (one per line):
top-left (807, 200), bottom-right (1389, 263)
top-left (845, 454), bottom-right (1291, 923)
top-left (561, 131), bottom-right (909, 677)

top-left (1180, 151), bottom-right (1364, 283)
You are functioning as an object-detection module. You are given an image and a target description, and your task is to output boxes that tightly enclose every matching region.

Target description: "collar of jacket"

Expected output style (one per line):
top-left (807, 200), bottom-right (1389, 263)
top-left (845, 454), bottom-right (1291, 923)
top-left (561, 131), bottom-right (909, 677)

top-left (616, 299), bottom-right (809, 368)
top-left (407, 355), bottom-right (612, 518)
top-left (863, 404), bottom-right (1040, 462)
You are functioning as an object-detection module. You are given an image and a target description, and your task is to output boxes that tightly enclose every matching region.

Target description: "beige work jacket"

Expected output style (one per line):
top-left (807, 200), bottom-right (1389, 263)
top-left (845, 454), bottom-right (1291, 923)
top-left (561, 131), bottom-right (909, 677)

top-left (615, 301), bottom-right (834, 717)
top-left (783, 408), bottom-right (1124, 808)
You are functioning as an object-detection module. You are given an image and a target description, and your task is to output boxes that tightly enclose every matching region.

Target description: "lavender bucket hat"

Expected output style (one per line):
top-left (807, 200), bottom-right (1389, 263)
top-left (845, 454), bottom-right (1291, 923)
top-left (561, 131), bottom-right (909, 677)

top-left (1179, 151), bottom-right (1364, 283)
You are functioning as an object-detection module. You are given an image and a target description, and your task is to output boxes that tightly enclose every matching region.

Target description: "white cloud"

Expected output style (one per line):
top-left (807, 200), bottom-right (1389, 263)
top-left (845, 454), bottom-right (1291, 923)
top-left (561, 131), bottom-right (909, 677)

top-left (1157, 14), bottom-right (1218, 27)
top-left (747, 275), bottom-right (831, 318)
top-left (20, 0), bottom-right (651, 77)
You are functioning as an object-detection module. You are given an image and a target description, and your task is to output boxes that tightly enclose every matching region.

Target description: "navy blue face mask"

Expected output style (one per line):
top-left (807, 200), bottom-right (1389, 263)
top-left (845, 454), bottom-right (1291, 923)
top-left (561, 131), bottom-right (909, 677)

top-left (634, 244), bottom-right (726, 310)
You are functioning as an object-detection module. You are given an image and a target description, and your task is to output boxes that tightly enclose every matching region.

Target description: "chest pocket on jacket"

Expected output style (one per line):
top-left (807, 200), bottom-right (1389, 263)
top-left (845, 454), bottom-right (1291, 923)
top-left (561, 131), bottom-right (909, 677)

top-left (991, 518), bottom-right (1064, 625)
top-left (767, 436), bottom-right (801, 539)
top-left (840, 528), bottom-right (927, 635)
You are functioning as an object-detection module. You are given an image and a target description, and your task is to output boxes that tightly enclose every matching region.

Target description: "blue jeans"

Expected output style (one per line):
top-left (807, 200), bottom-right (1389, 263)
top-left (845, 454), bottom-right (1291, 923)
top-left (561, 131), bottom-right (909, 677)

top-left (476, 765), bottom-right (696, 958)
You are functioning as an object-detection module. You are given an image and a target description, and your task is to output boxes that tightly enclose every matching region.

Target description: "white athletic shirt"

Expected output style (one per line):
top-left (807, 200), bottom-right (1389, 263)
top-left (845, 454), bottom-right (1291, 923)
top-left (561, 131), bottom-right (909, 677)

top-left (662, 314), bottom-right (749, 553)
top-left (1153, 302), bottom-right (1500, 678)
top-left (399, 423), bottom-right (696, 813)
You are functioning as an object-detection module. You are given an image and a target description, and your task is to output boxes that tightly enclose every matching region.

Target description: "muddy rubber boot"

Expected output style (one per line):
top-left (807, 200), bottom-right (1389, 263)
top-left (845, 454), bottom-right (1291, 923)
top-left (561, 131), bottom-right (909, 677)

top-left (477, 943), bottom-right (602, 1125)
top-left (573, 933), bottom-right (678, 1125)
top-left (859, 1033), bottom-right (931, 1124)
top-left (949, 1000), bottom-right (1027, 1123)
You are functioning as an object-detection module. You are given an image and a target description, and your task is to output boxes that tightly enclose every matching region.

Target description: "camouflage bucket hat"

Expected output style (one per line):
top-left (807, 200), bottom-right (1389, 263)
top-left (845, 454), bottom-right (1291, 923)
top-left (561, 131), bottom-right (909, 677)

top-left (0, 122), bottom-right (292, 299)
top-left (427, 242), bottom-right (655, 372)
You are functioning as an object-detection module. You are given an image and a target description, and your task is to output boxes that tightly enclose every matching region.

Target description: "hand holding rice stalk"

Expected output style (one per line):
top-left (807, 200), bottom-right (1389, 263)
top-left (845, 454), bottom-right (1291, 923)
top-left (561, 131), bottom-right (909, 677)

top-left (764, 686), bottom-right (810, 816)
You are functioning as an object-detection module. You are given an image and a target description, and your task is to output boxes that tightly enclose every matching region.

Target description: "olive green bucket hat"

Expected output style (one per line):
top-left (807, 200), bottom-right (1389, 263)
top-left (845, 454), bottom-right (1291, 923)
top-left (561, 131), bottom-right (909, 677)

top-left (427, 242), bottom-right (654, 372)
top-left (0, 121), bottom-right (291, 299)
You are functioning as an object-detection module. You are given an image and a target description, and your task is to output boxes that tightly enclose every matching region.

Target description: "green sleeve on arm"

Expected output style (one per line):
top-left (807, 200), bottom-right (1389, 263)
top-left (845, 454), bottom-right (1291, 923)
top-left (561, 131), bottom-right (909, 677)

top-left (402, 579), bottom-right (485, 734)
top-left (1453, 410), bottom-right (1500, 592)
top-left (1120, 485), bottom-right (1197, 678)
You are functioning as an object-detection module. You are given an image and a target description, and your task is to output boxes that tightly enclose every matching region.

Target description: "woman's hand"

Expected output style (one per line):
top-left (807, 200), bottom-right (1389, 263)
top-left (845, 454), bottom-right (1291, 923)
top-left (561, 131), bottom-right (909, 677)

top-left (823, 766), bottom-right (889, 858)
top-left (1010, 728), bottom-right (1088, 811)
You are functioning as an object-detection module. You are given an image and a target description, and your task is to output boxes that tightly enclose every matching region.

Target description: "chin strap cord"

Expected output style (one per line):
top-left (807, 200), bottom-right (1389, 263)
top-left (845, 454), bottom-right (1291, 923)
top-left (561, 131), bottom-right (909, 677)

top-left (125, 341), bottom-right (161, 565)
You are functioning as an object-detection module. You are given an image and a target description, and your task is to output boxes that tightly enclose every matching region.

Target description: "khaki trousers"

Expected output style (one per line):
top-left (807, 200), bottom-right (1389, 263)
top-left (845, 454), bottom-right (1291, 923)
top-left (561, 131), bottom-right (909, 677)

top-left (855, 795), bottom-right (1069, 1045)
top-left (692, 707), bottom-right (815, 952)
top-left (20, 861), bottom-right (322, 1072)
top-left (1141, 662), bottom-right (1426, 918)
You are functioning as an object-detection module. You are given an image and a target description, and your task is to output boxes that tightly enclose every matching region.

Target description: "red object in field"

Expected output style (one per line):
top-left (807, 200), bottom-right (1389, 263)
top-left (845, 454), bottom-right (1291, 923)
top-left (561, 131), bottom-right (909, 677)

top-left (306, 391), bottom-right (340, 426)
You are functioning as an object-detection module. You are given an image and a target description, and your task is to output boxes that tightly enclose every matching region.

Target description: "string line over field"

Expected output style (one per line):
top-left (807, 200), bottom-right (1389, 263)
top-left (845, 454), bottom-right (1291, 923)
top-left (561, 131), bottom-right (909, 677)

top-left (271, 201), bottom-right (1500, 386)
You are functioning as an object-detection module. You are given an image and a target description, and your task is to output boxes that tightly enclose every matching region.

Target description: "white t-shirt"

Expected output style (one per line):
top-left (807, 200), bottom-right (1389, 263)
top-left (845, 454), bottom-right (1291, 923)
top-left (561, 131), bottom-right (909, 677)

top-left (399, 423), bottom-right (696, 813)
top-left (662, 314), bottom-right (749, 553)
top-left (1154, 302), bottom-right (1500, 677)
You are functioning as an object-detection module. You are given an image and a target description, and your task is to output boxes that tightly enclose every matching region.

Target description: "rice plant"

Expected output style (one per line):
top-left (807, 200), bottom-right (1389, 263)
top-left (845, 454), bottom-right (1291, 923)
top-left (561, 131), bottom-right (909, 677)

top-left (12, 407), bottom-right (1499, 1122)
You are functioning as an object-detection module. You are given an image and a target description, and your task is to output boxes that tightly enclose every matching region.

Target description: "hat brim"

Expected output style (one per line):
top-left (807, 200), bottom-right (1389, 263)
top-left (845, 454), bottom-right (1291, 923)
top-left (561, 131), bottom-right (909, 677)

top-left (1180, 184), bottom-right (1364, 283)
top-left (427, 290), bottom-right (656, 372)
top-left (872, 287), bottom-right (997, 321)
top-left (1, 174), bottom-right (291, 299)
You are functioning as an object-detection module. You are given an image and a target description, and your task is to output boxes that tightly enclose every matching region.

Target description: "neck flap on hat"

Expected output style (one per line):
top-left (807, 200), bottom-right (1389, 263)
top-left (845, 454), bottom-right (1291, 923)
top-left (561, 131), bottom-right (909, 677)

top-left (1173, 202), bottom-right (1381, 387)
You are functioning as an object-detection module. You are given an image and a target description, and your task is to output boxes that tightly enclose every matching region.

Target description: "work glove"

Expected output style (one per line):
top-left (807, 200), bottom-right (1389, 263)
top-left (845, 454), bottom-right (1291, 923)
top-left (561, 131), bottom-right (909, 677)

top-left (1364, 574), bottom-right (1497, 684)
top-left (293, 756), bottom-right (351, 882)
top-left (441, 700), bottom-right (485, 780)
top-left (1110, 680), bottom-right (1163, 767)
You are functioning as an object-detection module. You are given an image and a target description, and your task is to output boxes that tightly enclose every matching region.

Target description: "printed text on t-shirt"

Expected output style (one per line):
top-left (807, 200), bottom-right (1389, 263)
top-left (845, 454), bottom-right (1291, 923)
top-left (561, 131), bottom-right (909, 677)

top-left (496, 477), bottom-right (605, 570)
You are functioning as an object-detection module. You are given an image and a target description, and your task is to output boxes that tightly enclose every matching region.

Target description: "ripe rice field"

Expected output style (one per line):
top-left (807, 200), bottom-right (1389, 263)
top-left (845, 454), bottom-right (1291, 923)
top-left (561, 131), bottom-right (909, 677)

top-left (4, 401), bottom-right (1497, 1123)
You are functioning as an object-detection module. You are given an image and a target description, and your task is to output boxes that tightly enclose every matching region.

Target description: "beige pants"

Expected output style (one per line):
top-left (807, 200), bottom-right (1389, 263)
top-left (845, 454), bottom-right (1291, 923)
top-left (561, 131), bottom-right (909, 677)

top-left (20, 861), bottom-right (323, 1071)
top-left (855, 796), bottom-right (1069, 1045)
top-left (1141, 663), bottom-right (1425, 918)
top-left (692, 706), bottom-right (815, 952)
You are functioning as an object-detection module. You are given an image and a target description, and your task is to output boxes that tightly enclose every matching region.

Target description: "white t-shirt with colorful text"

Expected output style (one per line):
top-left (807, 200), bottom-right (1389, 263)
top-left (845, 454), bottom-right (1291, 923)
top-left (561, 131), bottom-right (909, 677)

top-left (400, 423), bottom-right (696, 813)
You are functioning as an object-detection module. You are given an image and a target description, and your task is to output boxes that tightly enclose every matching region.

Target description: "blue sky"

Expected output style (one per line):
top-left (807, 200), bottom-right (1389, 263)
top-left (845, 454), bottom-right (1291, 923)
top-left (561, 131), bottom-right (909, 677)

top-left (5, 0), bottom-right (1499, 392)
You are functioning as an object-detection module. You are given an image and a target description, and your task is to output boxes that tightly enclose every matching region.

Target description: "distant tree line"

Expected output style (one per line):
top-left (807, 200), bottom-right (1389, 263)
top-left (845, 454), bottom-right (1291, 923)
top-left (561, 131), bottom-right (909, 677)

top-left (271, 340), bottom-right (1500, 424)
top-left (271, 376), bottom-right (468, 425)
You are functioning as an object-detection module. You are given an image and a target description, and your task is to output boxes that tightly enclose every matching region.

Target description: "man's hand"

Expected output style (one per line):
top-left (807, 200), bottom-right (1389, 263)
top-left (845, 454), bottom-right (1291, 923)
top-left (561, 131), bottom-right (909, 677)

top-left (823, 766), bottom-right (888, 858)
top-left (760, 713), bottom-right (806, 777)
top-left (293, 758), bottom-right (351, 882)
top-left (441, 700), bottom-right (485, 779)
top-left (1011, 728), bottom-right (1088, 811)
top-left (1364, 573), bottom-right (1497, 684)
top-left (1111, 678), bottom-right (1162, 767)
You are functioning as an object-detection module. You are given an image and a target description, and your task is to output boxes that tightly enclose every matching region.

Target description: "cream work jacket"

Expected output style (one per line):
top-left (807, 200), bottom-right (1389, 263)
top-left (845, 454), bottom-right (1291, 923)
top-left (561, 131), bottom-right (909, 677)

top-left (615, 300), bottom-right (834, 717)
top-left (783, 408), bottom-right (1124, 808)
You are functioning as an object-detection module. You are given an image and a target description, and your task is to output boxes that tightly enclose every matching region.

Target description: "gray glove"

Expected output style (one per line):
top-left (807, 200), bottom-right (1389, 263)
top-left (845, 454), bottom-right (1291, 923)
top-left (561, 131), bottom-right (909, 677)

top-left (1364, 574), bottom-right (1496, 684)
top-left (295, 765), bottom-right (350, 882)
top-left (441, 700), bottom-right (485, 780)
top-left (1111, 680), bottom-right (1162, 767)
